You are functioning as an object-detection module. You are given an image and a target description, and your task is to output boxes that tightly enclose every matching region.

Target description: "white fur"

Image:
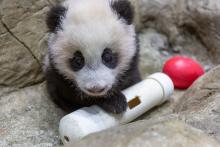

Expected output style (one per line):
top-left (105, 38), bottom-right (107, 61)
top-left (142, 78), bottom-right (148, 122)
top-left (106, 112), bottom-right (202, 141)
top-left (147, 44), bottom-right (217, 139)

top-left (47, 0), bottom-right (136, 96)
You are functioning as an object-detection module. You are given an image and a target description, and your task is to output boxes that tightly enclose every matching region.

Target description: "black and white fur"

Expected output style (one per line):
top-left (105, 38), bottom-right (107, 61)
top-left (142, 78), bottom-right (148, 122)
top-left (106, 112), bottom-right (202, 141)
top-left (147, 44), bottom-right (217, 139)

top-left (44, 0), bottom-right (141, 113)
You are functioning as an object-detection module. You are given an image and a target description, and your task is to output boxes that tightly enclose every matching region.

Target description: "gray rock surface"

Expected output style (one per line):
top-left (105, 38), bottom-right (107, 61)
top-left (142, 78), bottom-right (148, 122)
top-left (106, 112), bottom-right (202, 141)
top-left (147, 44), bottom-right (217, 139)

top-left (175, 66), bottom-right (220, 141)
top-left (137, 0), bottom-right (220, 64)
top-left (139, 29), bottom-right (169, 77)
top-left (66, 116), bottom-right (220, 147)
top-left (0, 83), bottom-right (65, 147)
top-left (129, 0), bottom-right (141, 31)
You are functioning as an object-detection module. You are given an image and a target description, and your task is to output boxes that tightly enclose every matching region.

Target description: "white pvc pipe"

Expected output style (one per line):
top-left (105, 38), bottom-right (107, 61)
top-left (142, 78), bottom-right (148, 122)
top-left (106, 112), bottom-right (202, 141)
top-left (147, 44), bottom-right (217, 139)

top-left (59, 73), bottom-right (174, 144)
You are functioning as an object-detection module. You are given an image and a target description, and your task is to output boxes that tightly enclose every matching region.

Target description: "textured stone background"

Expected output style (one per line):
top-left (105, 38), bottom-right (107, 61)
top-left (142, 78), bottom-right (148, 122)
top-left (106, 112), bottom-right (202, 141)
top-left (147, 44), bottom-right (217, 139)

top-left (1, 0), bottom-right (220, 146)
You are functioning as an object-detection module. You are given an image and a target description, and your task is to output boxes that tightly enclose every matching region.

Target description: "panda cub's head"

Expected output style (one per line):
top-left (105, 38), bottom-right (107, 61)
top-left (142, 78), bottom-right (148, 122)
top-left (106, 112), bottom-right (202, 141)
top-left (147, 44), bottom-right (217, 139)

top-left (46, 0), bottom-right (136, 97)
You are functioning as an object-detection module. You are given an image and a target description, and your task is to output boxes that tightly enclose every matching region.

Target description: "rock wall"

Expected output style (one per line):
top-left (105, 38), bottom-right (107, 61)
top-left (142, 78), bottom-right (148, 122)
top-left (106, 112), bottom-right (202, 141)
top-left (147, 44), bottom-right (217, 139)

top-left (0, 0), bottom-right (62, 91)
top-left (175, 66), bottom-right (220, 141)
top-left (136, 0), bottom-right (220, 63)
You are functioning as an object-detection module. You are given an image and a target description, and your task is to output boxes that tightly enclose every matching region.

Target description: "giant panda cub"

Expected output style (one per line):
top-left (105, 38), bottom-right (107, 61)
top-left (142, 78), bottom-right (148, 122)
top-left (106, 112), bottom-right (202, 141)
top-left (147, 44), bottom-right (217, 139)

top-left (44, 0), bottom-right (141, 113)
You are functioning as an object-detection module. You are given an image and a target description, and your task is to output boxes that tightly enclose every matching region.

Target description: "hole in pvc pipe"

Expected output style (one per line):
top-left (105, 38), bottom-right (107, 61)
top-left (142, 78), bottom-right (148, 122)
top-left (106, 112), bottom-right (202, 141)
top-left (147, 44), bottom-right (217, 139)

top-left (128, 96), bottom-right (141, 109)
top-left (64, 136), bottom-right (70, 142)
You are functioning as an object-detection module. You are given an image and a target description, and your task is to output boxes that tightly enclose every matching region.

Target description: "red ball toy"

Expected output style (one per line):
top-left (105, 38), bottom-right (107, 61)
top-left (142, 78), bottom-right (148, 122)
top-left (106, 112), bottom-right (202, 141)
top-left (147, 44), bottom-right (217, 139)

top-left (163, 56), bottom-right (205, 89)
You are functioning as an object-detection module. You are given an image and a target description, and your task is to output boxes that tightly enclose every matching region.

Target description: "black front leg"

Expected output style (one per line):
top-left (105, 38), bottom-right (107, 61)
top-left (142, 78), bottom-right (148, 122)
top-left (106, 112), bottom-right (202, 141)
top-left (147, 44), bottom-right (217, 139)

top-left (97, 91), bottom-right (127, 114)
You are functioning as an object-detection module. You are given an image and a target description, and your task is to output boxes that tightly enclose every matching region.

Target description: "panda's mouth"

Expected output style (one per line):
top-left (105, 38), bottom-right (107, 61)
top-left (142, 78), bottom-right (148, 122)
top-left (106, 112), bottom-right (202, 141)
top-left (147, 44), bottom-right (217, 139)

top-left (82, 86), bottom-right (109, 97)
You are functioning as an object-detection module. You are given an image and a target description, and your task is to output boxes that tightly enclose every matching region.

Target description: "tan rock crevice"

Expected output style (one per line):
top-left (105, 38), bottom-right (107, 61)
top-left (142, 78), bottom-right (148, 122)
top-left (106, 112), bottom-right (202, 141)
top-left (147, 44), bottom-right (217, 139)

top-left (0, 19), bottom-right (41, 66)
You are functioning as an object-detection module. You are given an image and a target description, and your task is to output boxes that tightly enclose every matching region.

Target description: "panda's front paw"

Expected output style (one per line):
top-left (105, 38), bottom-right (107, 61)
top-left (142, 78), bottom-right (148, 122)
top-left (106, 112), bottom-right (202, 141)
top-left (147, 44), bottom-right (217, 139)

top-left (98, 92), bottom-right (127, 114)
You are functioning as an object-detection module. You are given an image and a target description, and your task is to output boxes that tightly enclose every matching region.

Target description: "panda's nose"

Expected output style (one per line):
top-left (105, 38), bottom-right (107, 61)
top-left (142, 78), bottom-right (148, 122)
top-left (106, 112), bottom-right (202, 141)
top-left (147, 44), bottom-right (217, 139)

top-left (86, 86), bottom-right (107, 94)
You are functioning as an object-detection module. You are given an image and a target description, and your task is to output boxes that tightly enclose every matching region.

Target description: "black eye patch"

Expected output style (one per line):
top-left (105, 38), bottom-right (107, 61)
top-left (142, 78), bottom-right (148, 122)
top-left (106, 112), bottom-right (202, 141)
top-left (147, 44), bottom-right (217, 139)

top-left (70, 51), bottom-right (85, 71)
top-left (102, 48), bottom-right (118, 69)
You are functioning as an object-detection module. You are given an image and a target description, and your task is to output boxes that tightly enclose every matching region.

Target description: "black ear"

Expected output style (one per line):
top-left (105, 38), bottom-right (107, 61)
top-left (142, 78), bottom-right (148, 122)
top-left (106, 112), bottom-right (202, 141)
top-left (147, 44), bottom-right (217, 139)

top-left (46, 5), bottom-right (67, 32)
top-left (111, 0), bottom-right (134, 25)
